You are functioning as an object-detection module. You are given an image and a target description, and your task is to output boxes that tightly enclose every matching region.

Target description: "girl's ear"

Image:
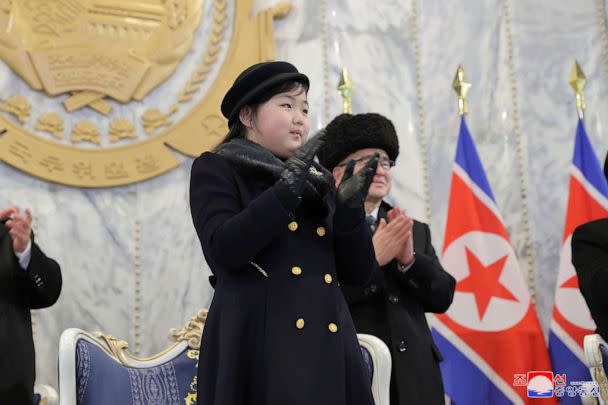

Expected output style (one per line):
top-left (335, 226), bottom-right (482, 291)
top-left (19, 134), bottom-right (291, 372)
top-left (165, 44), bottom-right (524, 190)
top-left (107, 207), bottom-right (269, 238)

top-left (239, 106), bottom-right (253, 129)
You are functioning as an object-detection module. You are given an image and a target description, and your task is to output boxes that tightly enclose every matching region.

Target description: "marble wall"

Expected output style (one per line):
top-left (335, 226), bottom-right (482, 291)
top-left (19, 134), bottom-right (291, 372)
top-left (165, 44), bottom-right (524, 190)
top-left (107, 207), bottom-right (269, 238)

top-left (1, 0), bottom-right (607, 390)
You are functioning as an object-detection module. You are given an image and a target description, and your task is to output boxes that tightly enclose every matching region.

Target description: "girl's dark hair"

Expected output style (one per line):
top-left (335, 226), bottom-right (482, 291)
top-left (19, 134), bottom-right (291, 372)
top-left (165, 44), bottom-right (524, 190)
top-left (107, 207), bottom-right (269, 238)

top-left (213, 79), bottom-right (309, 151)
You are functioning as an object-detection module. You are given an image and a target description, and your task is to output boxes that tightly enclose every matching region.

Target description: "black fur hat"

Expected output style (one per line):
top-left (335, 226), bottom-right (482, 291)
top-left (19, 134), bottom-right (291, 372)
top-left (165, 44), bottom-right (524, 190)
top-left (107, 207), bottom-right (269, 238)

top-left (317, 113), bottom-right (399, 170)
top-left (221, 61), bottom-right (309, 128)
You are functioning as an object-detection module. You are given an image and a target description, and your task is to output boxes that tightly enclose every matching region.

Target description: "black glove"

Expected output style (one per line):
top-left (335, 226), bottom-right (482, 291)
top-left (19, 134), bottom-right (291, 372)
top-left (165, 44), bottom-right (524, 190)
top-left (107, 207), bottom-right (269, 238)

top-left (335, 153), bottom-right (379, 228)
top-left (274, 130), bottom-right (326, 210)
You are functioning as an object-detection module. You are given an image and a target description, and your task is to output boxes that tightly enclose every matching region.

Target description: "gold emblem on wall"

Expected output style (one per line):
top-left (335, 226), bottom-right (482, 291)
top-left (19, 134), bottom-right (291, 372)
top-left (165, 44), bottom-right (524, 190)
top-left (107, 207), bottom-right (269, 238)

top-left (0, 0), bottom-right (290, 187)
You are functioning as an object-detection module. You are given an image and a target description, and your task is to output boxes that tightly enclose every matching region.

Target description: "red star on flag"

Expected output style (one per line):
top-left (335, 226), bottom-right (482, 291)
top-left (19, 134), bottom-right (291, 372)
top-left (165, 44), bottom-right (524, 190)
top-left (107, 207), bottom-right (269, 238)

top-left (456, 247), bottom-right (519, 320)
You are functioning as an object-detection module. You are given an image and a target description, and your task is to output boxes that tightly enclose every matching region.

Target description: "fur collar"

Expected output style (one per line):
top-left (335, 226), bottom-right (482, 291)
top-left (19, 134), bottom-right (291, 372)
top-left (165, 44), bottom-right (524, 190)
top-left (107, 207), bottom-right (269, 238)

top-left (215, 138), bottom-right (334, 215)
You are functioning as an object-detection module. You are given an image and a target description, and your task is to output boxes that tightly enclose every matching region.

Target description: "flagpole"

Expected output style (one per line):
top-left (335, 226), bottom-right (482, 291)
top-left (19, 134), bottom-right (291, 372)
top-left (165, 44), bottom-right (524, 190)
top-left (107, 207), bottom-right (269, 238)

top-left (569, 60), bottom-right (586, 120)
top-left (453, 65), bottom-right (471, 116)
top-left (338, 66), bottom-right (354, 114)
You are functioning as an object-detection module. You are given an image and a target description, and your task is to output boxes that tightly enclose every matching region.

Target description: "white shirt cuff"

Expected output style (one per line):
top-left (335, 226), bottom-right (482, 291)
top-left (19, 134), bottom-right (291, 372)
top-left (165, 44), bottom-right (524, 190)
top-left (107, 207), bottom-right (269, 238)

top-left (398, 258), bottom-right (415, 274)
top-left (15, 240), bottom-right (32, 270)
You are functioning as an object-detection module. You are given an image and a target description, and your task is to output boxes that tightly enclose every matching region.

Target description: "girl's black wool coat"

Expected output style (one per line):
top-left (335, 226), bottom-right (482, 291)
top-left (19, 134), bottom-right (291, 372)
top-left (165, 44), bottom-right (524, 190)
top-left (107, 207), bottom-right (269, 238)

top-left (189, 147), bottom-right (377, 405)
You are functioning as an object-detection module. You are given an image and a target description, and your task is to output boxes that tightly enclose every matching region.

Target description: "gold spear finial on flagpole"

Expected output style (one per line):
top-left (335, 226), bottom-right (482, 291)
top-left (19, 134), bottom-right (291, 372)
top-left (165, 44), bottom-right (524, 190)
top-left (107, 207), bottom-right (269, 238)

top-left (338, 66), bottom-right (354, 114)
top-left (452, 65), bottom-right (471, 116)
top-left (569, 60), bottom-right (586, 120)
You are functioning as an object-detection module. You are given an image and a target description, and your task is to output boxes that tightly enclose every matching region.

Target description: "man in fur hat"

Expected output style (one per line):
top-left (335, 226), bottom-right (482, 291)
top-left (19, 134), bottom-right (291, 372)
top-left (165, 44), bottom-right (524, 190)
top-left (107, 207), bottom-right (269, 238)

top-left (572, 152), bottom-right (608, 341)
top-left (318, 113), bottom-right (456, 405)
top-left (1, 206), bottom-right (62, 404)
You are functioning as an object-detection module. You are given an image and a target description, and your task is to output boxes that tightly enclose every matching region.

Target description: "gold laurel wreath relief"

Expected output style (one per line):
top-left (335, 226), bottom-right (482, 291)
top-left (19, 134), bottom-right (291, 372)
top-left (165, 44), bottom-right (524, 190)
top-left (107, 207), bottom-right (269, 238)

top-left (0, 0), bottom-right (290, 187)
top-left (141, 0), bottom-right (228, 136)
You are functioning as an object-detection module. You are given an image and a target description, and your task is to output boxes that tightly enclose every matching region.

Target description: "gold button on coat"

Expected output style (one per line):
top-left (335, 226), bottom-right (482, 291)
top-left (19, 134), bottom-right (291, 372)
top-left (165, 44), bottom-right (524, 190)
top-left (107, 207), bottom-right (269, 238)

top-left (316, 226), bottom-right (326, 236)
top-left (288, 221), bottom-right (298, 231)
top-left (292, 266), bottom-right (302, 276)
top-left (324, 274), bottom-right (333, 284)
top-left (296, 318), bottom-right (305, 329)
top-left (328, 323), bottom-right (338, 333)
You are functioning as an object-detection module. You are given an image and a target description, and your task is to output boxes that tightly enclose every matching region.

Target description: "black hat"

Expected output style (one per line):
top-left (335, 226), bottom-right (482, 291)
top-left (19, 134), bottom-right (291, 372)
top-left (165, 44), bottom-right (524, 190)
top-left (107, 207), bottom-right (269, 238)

top-left (318, 113), bottom-right (400, 170)
top-left (221, 61), bottom-right (309, 127)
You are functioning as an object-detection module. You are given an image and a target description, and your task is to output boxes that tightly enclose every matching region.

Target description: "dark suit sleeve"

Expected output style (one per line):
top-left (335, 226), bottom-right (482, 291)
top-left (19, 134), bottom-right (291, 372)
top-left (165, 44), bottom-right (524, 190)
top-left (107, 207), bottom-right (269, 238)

top-left (393, 223), bottom-right (455, 313)
top-left (23, 242), bottom-right (62, 309)
top-left (189, 153), bottom-right (294, 273)
top-left (572, 220), bottom-right (608, 337)
top-left (334, 218), bottom-right (377, 286)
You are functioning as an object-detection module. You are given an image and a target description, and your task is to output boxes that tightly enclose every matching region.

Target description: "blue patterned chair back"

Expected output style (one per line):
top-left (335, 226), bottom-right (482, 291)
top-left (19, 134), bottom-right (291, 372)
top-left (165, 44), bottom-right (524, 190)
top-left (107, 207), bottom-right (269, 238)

top-left (357, 334), bottom-right (392, 405)
top-left (74, 339), bottom-right (198, 405)
top-left (59, 310), bottom-right (207, 405)
top-left (360, 345), bottom-right (374, 383)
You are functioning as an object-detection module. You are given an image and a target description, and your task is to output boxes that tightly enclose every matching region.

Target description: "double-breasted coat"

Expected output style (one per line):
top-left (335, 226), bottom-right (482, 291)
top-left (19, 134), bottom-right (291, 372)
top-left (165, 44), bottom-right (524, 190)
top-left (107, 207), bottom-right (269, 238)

top-left (189, 151), bottom-right (377, 405)
top-left (342, 201), bottom-right (456, 405)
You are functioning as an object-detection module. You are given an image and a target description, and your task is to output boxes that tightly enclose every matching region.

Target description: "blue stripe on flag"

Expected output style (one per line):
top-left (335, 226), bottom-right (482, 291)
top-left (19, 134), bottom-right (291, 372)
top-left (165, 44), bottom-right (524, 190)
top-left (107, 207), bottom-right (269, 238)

top-left (548, 330), bottom-right (591, 405)
top-left (454, 116), bottom-right (497, 203)
top-left (573, 118), bottom-right (608, 199)
top-left (433, 329), bottom-right (513, 405)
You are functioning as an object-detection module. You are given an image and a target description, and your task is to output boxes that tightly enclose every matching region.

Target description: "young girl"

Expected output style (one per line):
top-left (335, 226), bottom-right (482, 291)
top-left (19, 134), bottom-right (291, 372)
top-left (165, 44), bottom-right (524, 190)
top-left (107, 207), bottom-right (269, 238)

top-left (190, 61), bottom-right (379, 405)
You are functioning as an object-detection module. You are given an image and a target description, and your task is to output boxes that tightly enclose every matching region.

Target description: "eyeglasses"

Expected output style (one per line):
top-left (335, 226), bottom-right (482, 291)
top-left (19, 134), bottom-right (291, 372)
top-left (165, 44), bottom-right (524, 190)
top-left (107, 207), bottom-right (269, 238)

top-left (337, 154), bottom-right (395, 171)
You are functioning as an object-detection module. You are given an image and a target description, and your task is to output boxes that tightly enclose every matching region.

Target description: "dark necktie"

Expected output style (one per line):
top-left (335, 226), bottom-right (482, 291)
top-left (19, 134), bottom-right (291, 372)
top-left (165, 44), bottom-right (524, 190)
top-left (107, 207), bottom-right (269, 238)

top-left (365, 215), bottom-right (377, 234)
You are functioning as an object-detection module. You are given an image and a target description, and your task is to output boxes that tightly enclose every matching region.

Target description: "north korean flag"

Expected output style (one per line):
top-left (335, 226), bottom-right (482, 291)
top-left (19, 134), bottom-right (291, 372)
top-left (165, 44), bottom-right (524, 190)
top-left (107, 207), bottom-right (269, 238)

top-left (432, 117), bottom-right (555, 404)
top-left (548, 118), bottom-right (608, 404)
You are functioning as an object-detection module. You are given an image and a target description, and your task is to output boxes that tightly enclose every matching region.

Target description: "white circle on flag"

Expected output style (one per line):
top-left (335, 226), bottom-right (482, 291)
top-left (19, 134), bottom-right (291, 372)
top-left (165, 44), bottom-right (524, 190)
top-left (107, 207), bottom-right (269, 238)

top-left (442, 231), bottom-right (530, 332)
top-left (554, 235), bottom-right (595, 330)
